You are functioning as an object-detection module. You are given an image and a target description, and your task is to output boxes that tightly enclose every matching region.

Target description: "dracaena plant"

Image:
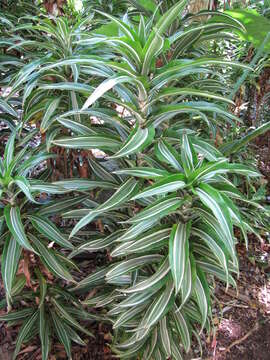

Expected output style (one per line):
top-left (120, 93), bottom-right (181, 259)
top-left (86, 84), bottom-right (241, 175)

top-left (0, 131), bottom-right (116, 358)
top-left (52, 0), bottom-right (251, 162)
top-left (0, 131), bottom-right (109, 305)
top-left (70, 134), bottom-right (262, 358)
top-left (0, 270), bottom-right (97, 360)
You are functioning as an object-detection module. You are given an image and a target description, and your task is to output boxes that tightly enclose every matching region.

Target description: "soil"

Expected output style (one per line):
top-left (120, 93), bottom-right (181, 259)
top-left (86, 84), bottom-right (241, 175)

top-left (202, 240), bottom-right (270, 360)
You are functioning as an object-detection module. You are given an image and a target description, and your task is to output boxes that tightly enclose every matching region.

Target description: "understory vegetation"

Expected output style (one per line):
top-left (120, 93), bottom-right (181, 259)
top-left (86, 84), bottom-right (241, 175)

top-left (0, 0), bottom-right (270, 359)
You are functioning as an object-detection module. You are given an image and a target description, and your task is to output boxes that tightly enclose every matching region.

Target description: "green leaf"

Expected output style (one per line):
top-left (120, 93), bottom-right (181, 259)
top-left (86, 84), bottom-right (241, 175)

top-left (31, 236), bottom-right (74, 282)
top-left (70, 179), bottom-right (138, 238)
top-left (106, 255), bottom-right (163, 283)
top-left (169, 222), bottom-right (190, 295)
top-left (13, 176), bottom-right (37, 203)
top-left (39, 305), bottom-right (50, 360)
top-left (1, 236), bottom-right (22, 300)
top-left (0, 98), bottom-right (18, 117)
top-left (51, 310), bottom-right (71, 358)
top-left (109, 124), bottom-right (155, 159)
top-left (127, 196), bottom-right (184, 223)
top-left (132, 174), bottom-right (186, 200)
top-left (0, 308), bottom-right (34, 321)
top-left (155, 139), bottom-right (182, 171)
top-left (222, 121), bottom-right (270, 156)
top-left (196, 183), bottom-right (233, 248)
top-left (51, 298), bottom-right (94, 337)
top-left (13, 311), bottom-right (38, 360)
top-left (3, 132), bottom-right (16, 172)
top-left (30, 215), bottom-right (74, 250)
top-left (35, 269), bottom-right (47, 308)
top-left (173, 308), bottom-right (191, 353)
top-left (113, 167), bottom-right (169, 179)
top-left (4, 205), bottom-right (35, 253)
top-left (159, 316), bottom-right (171, 358)
top-left (40, 97), bottom-right (61, 133)
top-left (53, 135), bottom-right (121, 151)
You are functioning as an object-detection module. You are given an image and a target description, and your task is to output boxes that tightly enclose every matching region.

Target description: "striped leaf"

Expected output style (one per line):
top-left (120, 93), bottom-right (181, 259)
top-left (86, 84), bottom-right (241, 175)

top-left (39, 305), bottom-right (50, 360)
top-left (70, 178), bottom-right (138, 238)
top-left (120, 257), bottom-right (170, 293)
top-left (173, 308), bottom-right (191, 353)
top-left (111, 227), bottom-right (171, 256)
top-left (51, 298), bottom-right (93, 337)
top-left (51, 311), bottom-right (71, 358)
top-left (1, 236), bottom-right (22, 300)
top-left (0, 98), bottom-right (18, 117)
top-left (40, 97), bottom-right (61, 133)
top-left (159, 316), bottom-right (171, 358)
top-left (109, 125), bottom-right (155, 159)
top-left (31, 236), bottom-right (74, 282)
top-left (52, 179), bottom-right (116, 191)
top-left (3, 132), bottom-right (16, 172)
top-left (127, 196), bottom-right (184, 223)
top-left (193, 275), bottom-right (208, 332)
top-left (155, 139), bottom-right (182, 171)
top-left (13, 311), bottom-right (39, 360)
top-left (53, 135), bottom-right (121, 151)
top-left (0, 308), bottom-right (34, 321)
top-left (132, 174), bottom-right (186, 200)
top-left (169, 222), bottom-right (190, 295)
top-left (13, 176), bottom-right (37, 203)
top-left (196, 183), bottom-right (233, 248)
top-left (106, 255), bottom-right (163, 283)
top-left (29, 215), bottom-right (74, 250)
top-left (4, 205), bottom-right (35, 253)
top-left (113, 167), bottom-right (169, 179)
top-left (137, 280), bottom-right (174, 339)
top-left (181, 133), bottom-right (198, 175)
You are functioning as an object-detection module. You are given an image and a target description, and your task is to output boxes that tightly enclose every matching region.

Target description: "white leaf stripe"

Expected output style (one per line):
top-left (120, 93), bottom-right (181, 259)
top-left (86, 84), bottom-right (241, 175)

top-left (111, 228), bottom-right (171, 256)
top-left (128, 197), bottom-right (183, 223)
top-left (3, 237), bottom-right (21, 298)
top-left (69, 179), bottom-right (138, 238)
top-left (173, 307), bottom-right (191, 352)
top-left (113, 167), bottom-right (169, 179)
top-left (29, 215), bottom-right (74, 250)
top-left (31, 236), bottom-right (74, 282)
top-left (131, 174), bottom-right (186, 200)
top-left (192, 227), bottom-right (229, 286)
top-left (106, 255), bottom-right (163, 282)
top-left (120, 257), bottom-right (170, 293)
top-left (169, 223), bottom-right (189, 295)
top-left (156, 140), bottom-right (182, 170)
top-left (194, 275), bottom-right (208, 332)
top-left (4, 206), bottom-right (35, 253)
top-left (196, 184), bottom-right (233, 248)
top-left (13, 311), bottom-right (39, 359)
top-left (159, 317), bottom-right (171, 358)
top-left (109, 126), bottom-right (153, 159)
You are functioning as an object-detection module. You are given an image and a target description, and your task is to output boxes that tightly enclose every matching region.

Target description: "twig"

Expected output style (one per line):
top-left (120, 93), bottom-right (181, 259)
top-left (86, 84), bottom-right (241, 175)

top-left (221, 322), bottom-right (259, 354)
